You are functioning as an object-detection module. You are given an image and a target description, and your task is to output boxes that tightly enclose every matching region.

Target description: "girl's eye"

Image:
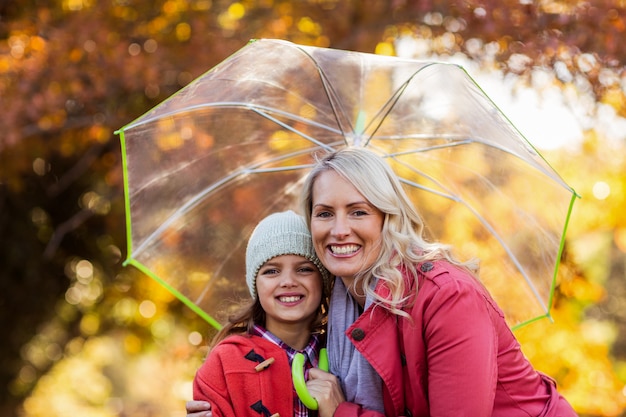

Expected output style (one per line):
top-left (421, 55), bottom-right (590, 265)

top-left (298, 266), bottom-right (316, 273)
top-left (260, 268), bottom-right (279, 275)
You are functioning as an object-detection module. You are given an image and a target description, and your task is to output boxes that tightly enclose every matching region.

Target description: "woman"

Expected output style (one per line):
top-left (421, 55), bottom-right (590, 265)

top-left (302, 147), bottom-right (577, 417)
top-left (188, 148), bottom-right (577, 417)
top-left (192, 210), bottom-right (331, 417)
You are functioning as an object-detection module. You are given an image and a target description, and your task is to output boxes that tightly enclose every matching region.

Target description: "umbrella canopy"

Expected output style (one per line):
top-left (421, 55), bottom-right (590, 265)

top-left (116, 39), bottom-right (578, 330)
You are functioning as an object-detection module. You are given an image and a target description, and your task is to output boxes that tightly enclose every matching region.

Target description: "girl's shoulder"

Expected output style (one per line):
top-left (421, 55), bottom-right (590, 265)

top-left (211, 334), bottom-right (285, 356)
top-left (200, 335), bottom-right (292, 379)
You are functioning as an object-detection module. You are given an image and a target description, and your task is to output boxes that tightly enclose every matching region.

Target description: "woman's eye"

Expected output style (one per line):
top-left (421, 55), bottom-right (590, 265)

top-left (314, 210), bottom-right (331, 218)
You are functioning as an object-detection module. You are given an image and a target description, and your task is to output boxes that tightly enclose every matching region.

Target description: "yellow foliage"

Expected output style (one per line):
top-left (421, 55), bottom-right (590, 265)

top-left (62, 0), bottom-right (95, 12)
top-left (228, 2), bottom-right (246, 19)
top-left (192, 0), bottom-right (213, 11)
top-left (297, 17), bottom-right (320, 35)
top-left (375, 41), bottom-right (395, 56)
top-left (22, 338), bottom-right (117, 417)
top-left (517, 312), bottom-right (626, 416)
top-left (601, 87), bottom-right (626, 116)
top-left (69, 47), bottom-right (82, 62)
top-left (124, 333), bottom-right (143, 354)
top-left (163, 0), bottom-right (189, 14)
top-left (29, 36), bottom-right (47, 52)
top-left (80, 314), bottom-right (101, 336)
top-left (559, 273), bottom-right (605, 303)
top-left (175, 22), bottom-right (191, 42)
top-left (148, 16), bottom-right (169, 33)
top-left (614, 228), bottom-right (626, 253)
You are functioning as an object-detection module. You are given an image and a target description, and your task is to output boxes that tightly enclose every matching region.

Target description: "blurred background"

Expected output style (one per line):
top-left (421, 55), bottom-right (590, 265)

top-left (1, 1), bottom-right (625, 416)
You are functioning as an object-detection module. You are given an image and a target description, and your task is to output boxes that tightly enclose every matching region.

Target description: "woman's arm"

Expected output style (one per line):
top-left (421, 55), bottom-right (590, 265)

top-left (423, 279), bottom-right (499, 416)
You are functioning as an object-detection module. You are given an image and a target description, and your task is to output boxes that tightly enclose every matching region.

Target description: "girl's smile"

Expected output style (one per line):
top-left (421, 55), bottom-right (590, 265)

top-left (256, 254), bottom-right (323, 338)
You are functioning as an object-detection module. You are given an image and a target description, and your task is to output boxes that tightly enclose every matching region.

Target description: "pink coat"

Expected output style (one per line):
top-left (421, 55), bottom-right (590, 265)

top-left (334, 260), bottom-right (578, 417)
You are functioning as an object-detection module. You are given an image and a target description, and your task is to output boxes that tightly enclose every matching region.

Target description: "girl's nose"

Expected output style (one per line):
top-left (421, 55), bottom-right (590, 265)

top-left (279, 270), bottom-right (297, 286)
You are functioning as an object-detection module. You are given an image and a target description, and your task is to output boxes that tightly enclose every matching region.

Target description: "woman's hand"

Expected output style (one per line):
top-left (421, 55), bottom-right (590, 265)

top-left (306, 368), bottom-right (345, 417)
top-left (185, 400), bottom-right (212, 417)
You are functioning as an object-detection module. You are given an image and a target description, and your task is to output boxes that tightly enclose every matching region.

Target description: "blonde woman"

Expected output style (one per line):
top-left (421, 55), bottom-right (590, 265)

top-left (302, 147), bottom-right (577, 417)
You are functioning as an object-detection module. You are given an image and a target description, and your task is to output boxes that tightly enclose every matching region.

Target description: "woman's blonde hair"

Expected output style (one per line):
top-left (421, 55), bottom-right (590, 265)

top-left (301, 147), bottom-right (477, 316)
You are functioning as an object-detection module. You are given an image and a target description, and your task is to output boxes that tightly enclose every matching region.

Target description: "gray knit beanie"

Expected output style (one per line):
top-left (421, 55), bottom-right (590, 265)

top-left (245, 210), bottom-right (330, 299)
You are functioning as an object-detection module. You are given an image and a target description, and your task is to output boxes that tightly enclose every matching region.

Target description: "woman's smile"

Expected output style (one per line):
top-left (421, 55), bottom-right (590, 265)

top-left (329, 244), bottom-right (361, 255)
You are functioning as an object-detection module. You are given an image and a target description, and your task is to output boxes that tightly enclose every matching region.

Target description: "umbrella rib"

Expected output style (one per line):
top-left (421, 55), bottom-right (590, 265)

top-left (316, 72), bottom-right (354, 145)
top-left (121, 102), bottom-right (345, 136)
top-left (388, 139), bottom-right (475, 154)
top-left (131, 150), bottom-right (329, 257)
top-left (234, 139), bottom-right (347, 173)
top-left (368, 133), bottom-right (472, 141)
top-left (193, 181), bottom-right (308, 307)
top-left (367, 142), bottom-right (467, 200)
top-left (379, 136), bottom-right (573, 197)
top-left (398, 176), bottom-right (549, 313)
top-left (461, 201), bottom-right (550, 313)
top-left (388, 154), bottom-right (549, 314)
top-left (398, 177), bottom-right (548, 312)
top-left (397, 177), bottom-right (460, 201)
top-left (248, 107), bottom-right (338, 152)
top-left (361, 77), bottom-right (411, 148)
top-left (360, 62), bottom-right (462, 147)
top-left (457, 64), bottom-right (578, 194)
top-left (372, 130), bottom-right (547, 165)
top-left (292, 46), bottom-right (360, 145)
top-left (128, 105), bottom-right (342, 199)
top-left (131, 173), bottom-right (237, 257)
top-left (207, 68), bottom-right (350, 136)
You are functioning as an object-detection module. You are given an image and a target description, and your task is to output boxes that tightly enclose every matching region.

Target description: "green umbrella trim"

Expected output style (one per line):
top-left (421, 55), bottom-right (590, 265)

top-left (117, 129), bottom-right (223, 330)
top-left (511, 191), bottom-right (579, 331)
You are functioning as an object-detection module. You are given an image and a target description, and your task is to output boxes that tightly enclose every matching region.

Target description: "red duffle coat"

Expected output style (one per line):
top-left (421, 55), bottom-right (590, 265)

top-left (193, 335), bottom-right (295, 417)
top-left (333, 260), bottom-right (578, 417)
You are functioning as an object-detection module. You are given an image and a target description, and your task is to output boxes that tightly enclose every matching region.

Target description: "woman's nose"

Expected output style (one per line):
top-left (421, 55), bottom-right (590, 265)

top-left (331, 216), bottom-right (350, 238)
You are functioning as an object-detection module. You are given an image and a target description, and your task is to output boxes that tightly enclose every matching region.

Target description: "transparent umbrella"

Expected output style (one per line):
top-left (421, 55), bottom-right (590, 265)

top-left (116, 39), bottom-right (578, 330)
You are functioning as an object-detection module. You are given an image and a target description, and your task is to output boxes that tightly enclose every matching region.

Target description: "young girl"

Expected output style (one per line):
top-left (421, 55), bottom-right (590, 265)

top-left (192, 210), bottom-right (331, 417)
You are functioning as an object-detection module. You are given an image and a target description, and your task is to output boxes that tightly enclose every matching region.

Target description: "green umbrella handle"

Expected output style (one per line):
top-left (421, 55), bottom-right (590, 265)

top-left (292, 348), bottom-right (328, 410)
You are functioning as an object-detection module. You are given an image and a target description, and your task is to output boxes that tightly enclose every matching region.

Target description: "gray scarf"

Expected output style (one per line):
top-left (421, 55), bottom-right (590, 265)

top-left (327, 277), bottom-right (385, 413)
